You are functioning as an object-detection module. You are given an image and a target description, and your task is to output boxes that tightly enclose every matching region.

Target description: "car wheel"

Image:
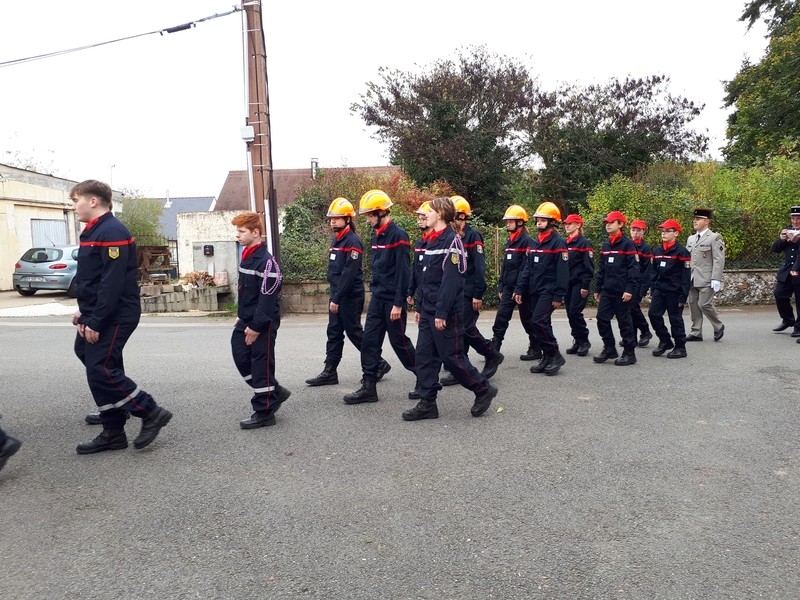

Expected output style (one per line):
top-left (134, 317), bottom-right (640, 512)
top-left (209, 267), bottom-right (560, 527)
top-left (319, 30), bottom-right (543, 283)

top-left (67, 279), bottom-right (77, 298)
top-left (16, 288), bottom-right (36, 297)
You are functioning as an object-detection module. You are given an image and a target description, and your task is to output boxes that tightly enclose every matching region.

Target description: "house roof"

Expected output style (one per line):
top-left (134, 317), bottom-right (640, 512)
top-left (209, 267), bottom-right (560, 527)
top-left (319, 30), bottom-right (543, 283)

top-left (215, 166), bottom-right (402, 212)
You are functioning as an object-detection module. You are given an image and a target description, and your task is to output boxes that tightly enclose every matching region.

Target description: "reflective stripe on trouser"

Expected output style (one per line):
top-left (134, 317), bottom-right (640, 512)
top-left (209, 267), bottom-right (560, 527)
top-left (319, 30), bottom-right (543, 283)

top-left (325, 292), bottom-right (364, 367)
top-left (231, 319), bottom-right (280, 413)
top-left (74, 321), bottom-right (157, 430)
top-left (361, 297), bottom-right (415, 381)
top-left (416, 312), bottom-right (488, 402)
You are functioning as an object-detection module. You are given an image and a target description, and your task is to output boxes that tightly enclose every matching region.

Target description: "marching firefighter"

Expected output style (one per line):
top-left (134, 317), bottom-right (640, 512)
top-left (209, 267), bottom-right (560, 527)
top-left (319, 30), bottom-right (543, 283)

top-left (306, 198), bottom-right (389, 387)
top-left (513, 201), bottom-right (569, 375)
top-left (344, 190), bottom-right (417, 404)
top-left (439, 195), bottom-right (504, 386)
top-left (563, 214), bottom-right (594, 357)
top-left (402, 197), bottom-right (498, 421)
top-left (648, 219), bottom-right (691, 358)
top-left (490, 205), bottom-right (540, 361)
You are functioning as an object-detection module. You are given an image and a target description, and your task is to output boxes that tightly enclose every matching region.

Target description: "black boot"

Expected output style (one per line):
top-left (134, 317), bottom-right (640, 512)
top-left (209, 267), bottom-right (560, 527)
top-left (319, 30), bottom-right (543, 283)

top-left (667, 346), bottom-right (687, 359)
top-left (637, 331), bottom-right (653, 347)
top-left (343, 379), bottom-right (378, 404)
top-left (519, 343), bottom-right (542, 361)
top-left (376, 360), bottom-right (392, 381)
top-left (133, 406), bottom-right (173, 449)
top-left (529, 353), bottom-right (550, 373)
top-left (239, 411), bottom-right (276, 429)
top-left (269, 385), bottom-right (292, 415)
top-left (614, 350), bottom-right (637, 366)
top-left (85, 410), bottom-right (131, 425)
top-left (491, 337), bottom-right (502, 352)
top-left (402, 400), bottom-right (439, 421)
top-left (305, 363), bottom-right (338, 386)
top-left (565, 340), bottom-right (580, 355)
top-left (593, 346), bottom-right (619, 363)
top-left (481, 351), bottom-right (505, 379)
top-left (652, 340), bottom-right (674, 356)
top-left (576, 340), bottom-right (591, 356)
top-left (544, 351), bottom-right (566, 376)
top-left (76, 428), bottom-right (128, 454)
top-left (471, 384), bottom-right (498, 417)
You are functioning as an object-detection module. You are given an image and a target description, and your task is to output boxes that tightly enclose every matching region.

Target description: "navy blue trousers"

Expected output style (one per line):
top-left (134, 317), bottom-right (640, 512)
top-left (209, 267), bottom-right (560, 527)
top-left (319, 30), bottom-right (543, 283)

top-left (74, 321), bottom-right (157, 430)
top-left (325, 293), bottom-right (364, 367)
top-left (491, 286), bottom-right (537, 347)
top-left (361, 297), bottom-right (415, 381)
top-left (630, 293), bottom-right (651, 335)
top-left (462, 296), bottom-right (494, 358)
top-left (564, 282), bottom-right (590, 343)
top-left (529, 293), bottom-right (559, 354)
top-left (596, 294), bottom-right (636, 351)
top-left (231, 318), bottom-right (281, 413)
top-left (416, 312), bottom-right (489, 402)
top-left (648, 290), bottom-right (687, 346)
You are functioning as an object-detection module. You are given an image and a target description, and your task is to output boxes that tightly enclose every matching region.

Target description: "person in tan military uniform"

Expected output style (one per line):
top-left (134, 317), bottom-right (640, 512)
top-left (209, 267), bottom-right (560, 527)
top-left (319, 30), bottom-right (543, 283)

top-left (685, 208), bottom-right (725, 342)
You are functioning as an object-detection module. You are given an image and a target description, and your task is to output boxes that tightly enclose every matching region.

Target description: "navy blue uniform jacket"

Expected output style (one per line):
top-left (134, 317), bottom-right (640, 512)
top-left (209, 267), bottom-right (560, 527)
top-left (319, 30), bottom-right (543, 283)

top-left (514, 230), bottom-right (569, 300)
top-left (651, 242), bottom-right (691, 302)
top-left (500, 229), bottom-right (534, 289)
top-left (75, 211), bottom-right (140, 331)
top-left (462, 224), bottom-right (487, 300)
top-left (772, 230), bottom-right (800, 283)
top-left (419, 227), bottom-right (466, 319)
top-left (369, 220), bottom-right (411, 306)
top-left (566, 234), bottom-right (594, 289)
top-left (327, 226), bottom-right (364, 303)
top-left (596, 234), bottom-right (640, 295)
top-left (633, 239), bottom-right (653, 296)
top-left (237, 243), bottom-right (281, 333)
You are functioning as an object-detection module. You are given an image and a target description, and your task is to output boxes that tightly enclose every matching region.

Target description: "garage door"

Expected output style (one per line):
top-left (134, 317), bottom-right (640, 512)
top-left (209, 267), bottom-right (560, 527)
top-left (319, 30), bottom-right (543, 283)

top-left (31, 218), bottom-right (68, 246)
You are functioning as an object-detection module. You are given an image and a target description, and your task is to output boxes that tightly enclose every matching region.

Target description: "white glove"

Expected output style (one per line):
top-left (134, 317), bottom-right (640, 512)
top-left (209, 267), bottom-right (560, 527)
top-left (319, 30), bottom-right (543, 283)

top-left (710, 280), bottom-right (721, 293)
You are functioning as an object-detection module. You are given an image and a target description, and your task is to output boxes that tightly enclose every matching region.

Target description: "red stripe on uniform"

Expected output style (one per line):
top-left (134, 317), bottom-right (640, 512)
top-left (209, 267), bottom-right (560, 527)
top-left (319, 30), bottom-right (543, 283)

top-left (372, 241), bottom-right (411, 249)
top-left (80, 238), bottom-right (135, 247)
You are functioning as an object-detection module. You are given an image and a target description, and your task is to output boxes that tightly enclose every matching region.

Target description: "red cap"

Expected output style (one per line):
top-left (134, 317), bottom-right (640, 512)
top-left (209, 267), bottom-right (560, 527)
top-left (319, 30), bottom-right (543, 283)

top-left (658, 219), bottom-right (682, 233)
top-left (564, 214), bottom-right (584, 225)
top-left (630, 219), bottom-right (647, 229)
top-left (603, 211), bottom-right (626, 225)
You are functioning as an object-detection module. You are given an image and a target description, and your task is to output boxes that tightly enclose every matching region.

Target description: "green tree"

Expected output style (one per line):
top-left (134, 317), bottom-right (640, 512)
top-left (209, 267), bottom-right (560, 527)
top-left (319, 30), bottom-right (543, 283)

top-left (723, 11), bottom-right (800, 165)
top-left (520, 76), bottom-right (708, 211)
top-left (740, 0), bottom-right (799, 33)
top-left (117, 191), bottom-right (163, 242)
top-left (351, 46), bottom-right (536, 221)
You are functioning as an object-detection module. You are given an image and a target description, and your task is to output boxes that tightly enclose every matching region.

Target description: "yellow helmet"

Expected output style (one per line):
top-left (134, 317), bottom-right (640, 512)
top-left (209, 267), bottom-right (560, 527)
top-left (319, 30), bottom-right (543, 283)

top-left (415, 201), bottom-right (432, 215)
top-left (450, 195), bottom-right (471, 216)
top-left (326, 197), bottom-right (356, 218)
top-left (359, 189), bottom-right (393, 214)
top-left (533, 201), bottom-right (562, 222)
top-left (503, 205), bottom-right (529, 222)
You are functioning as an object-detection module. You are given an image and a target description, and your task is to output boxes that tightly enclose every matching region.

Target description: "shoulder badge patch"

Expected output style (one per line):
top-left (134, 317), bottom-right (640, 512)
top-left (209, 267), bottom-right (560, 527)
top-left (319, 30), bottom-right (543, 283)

top-left (589, 250), bottom-right (594, 259)
top-left (451, 252), bottom-right (459, 265)
top-left (477, 245), bottom-right (483, 254)
top-left (634, 254), bottom-right (639, 262)
top-left (350, 250), bottom-right (359, 260)
top-left (108, 247), bottom-right (120, 259)
top-left (561, 251), bottom-right (569, 261)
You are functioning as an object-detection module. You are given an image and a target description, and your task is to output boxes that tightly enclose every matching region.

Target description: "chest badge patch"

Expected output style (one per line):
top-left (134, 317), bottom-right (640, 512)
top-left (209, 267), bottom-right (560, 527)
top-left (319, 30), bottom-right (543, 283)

top-left (451, 252), bottom-right (459, 265)
top-left (477, 246), bottom-right (483, 254)
top-left (108, 247), bottom-right (120, 259)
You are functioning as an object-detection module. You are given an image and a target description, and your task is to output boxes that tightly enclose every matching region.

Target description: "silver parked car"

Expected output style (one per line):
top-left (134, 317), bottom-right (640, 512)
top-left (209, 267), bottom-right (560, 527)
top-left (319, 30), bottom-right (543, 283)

top-left (13, 245), bottom-right (80, 297)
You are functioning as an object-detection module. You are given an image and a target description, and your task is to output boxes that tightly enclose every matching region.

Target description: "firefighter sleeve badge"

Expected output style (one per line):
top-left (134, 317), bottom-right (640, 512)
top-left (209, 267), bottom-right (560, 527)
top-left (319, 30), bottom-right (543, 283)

top-left (108, 247), bottom-right (120, 259)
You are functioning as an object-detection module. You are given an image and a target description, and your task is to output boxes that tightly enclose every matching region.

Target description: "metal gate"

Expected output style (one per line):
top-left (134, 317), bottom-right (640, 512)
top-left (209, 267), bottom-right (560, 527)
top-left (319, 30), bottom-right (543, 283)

top-left (31, 218), bottom-right (68, 246)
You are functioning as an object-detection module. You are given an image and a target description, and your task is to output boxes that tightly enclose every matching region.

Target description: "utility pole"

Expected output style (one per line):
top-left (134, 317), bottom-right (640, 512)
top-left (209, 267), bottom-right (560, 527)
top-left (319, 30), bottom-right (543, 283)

top-left (242, 1), bottom-right (279, 258)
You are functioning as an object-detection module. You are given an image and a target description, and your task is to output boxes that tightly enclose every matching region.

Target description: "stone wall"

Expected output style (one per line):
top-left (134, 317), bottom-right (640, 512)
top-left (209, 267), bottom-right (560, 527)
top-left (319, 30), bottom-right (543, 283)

top-left (140, 285), bottom-right (233, 313)
top-left (281, 281), bottom-right (331, 314)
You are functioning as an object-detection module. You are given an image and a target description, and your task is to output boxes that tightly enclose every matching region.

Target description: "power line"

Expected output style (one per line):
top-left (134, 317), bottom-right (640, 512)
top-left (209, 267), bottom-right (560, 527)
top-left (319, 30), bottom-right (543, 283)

top-left (0, 6), bottom-right (243, 69)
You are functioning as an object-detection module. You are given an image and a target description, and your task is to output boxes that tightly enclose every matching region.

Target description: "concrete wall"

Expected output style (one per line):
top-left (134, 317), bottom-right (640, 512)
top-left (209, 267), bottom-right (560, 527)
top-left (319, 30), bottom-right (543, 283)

top-left (176, 211), bottom-right (240, 293)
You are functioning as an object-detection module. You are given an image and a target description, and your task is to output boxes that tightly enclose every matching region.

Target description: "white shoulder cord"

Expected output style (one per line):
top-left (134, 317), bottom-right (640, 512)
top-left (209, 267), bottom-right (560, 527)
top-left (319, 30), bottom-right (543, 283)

top-left (261, 257), bottom-right (282, 295)
top-left (442, 233), bottom-right (467, 274)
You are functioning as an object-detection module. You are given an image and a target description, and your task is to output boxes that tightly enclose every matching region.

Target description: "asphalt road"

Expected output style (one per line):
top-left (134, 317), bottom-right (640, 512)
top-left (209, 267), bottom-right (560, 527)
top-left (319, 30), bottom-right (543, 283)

top-left (0, 305), bottom-right (798, 599)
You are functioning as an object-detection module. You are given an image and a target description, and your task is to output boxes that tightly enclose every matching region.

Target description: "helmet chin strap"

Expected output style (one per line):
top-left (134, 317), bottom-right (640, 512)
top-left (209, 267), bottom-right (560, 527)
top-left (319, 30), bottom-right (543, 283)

top-left (372, 211), bottom-right (386, 230)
